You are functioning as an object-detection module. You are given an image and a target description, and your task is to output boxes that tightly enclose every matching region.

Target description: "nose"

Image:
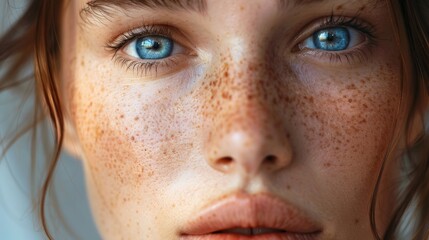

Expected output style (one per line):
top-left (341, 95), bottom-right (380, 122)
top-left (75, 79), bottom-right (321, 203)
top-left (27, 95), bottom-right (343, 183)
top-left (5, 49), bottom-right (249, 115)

top-left (203, 62), bottom-right (293, 177)
top-left (206, 125), bottom-right (293, 176)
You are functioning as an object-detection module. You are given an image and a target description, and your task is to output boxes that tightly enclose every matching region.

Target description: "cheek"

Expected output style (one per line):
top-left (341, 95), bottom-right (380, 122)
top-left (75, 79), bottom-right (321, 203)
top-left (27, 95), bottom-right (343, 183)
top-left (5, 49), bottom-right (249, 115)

top-left (285, 61), bottom-right (401, 219)
top-left (69, 56), bottom-right (201, 237)
top-left (293, 68), bottom-right (400, 166)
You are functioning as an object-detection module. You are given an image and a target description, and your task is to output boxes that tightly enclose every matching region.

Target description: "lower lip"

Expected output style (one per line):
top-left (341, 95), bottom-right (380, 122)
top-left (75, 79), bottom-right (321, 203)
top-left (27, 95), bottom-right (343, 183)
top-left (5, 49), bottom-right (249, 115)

top-left (180, 233), bottom-right (319, 240)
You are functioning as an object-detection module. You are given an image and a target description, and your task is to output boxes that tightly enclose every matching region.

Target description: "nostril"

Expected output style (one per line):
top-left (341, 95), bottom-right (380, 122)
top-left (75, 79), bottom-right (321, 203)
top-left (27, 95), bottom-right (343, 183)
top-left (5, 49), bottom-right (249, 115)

top-left (264, 155), bottom-right (277, 164)
top-left (217, 156), bottom-right (234, 165)
top-left (214, 156), bottom-right (235, 172)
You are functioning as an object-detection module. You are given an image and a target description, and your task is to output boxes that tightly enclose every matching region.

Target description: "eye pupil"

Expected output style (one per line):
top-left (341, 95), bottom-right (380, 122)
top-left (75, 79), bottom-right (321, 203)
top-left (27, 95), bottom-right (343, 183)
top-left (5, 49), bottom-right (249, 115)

top-left (136, 36), bottom-right (173, 60)
top-left (152, 42), bottom-right (160, 50)
top-left (313, 27), bottom-right (350, 51)
top-left (142, 39), bottom-right (160, 50)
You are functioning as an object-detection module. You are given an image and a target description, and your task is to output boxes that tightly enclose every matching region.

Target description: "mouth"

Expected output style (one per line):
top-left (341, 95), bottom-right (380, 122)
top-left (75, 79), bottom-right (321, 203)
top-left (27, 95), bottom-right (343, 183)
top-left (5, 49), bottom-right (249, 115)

top-left (179, 193), bottom-right (322, 240)
top-left (216, 227), bottom-right (286, 234)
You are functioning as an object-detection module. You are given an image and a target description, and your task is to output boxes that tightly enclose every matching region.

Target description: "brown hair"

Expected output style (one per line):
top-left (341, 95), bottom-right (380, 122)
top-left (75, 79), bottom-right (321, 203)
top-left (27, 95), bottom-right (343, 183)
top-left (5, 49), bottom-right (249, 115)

top-left (378, 1), bottom-right (429, 239)
top-left (0, 0), bottom-right (428, 239)
top-left (0, 0), bottom-right (63, 239)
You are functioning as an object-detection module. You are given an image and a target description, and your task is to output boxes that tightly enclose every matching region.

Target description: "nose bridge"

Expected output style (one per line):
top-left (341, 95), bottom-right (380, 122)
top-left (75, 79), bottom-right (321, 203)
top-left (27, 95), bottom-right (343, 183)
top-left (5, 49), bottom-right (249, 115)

top-left (221, 70), bottom-right (278, 140)
top-left (220, 37), bottom-right (277, 119)
top-left (202, 47), bottom-right (292, 176)
top-left (213, 45), bottom-right (279, 139)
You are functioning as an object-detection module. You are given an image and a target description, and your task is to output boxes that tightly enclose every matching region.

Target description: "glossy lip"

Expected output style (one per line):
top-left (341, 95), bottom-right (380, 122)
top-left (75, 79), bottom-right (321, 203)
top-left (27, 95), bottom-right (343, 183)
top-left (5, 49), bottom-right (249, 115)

top-left (179, 193), bottom-right (322, 239)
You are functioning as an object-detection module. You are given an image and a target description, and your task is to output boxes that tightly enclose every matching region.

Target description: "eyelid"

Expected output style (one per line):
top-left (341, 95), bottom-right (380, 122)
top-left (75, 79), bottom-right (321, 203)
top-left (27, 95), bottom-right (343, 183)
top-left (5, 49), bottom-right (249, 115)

top-left (106, 24), bottom-right (194, 56)
top-left (291, 15), bottom-right (376, 52)
top-left (299, 27), bottom-right (366, 51)
top-left (105, 24), bottom-right (198, 79)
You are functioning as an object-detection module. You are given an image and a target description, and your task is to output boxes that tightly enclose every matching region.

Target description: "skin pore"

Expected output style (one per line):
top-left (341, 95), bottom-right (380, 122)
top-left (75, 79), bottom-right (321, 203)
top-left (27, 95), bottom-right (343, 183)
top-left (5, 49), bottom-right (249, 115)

top-left (61, 0), bottom-right (403, 239)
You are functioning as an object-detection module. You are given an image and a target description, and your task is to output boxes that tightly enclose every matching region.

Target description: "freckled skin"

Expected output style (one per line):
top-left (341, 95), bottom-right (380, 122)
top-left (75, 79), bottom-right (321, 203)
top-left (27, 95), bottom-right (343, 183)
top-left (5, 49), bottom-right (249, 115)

top-left (62, 0), bottom-right (402, 239)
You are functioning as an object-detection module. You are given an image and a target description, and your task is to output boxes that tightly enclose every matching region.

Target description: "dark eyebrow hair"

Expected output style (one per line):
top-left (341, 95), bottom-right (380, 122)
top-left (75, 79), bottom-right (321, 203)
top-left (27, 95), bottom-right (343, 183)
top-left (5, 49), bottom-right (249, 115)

top-left (80, 0), bottom-right (208, 24)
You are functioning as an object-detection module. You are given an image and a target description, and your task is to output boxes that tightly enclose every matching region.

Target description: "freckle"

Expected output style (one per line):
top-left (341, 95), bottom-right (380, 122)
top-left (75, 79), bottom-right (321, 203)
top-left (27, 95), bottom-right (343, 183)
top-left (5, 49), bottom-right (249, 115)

top-left (355, 219), bottom-right (360, 224)
top-left (346, 84), bottom-right (357, 90)
top-left (134, 116), bottom-right (139, 121)
top-left (348, 99), bottom-right (353, 103)
top-left (286, 185), bottom-right (291, 190)
top-left (222, 92), bottom-right (229, 99)
top-left (324, 163), bottom-right (332, 167)
top-left (120, 114), bottom-right (124, 118)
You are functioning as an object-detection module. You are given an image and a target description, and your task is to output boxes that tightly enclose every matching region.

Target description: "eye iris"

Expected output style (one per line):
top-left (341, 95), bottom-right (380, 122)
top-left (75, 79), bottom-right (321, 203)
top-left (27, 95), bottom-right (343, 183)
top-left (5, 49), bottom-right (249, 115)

top-left (312, 27), bottom-right (350, 51)
top-left (135, 36), bottom-right (173, 59)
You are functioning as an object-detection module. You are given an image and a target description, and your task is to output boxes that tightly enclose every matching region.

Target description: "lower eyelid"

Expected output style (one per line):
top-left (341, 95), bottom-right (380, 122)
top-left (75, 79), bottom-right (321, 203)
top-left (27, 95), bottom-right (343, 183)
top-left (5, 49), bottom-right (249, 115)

top-left (112, 52), bottom-right (196, 79)
top-left (297, 46), bottom-right (373, 65)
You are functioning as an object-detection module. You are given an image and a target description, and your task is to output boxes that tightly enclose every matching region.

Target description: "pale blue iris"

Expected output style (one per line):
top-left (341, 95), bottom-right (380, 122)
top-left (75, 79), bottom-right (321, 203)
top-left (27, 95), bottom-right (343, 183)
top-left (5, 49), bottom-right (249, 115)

top-left (312, 27), bottom-right (350, 51)
top-left (135, 36), bottom-right (173, 59)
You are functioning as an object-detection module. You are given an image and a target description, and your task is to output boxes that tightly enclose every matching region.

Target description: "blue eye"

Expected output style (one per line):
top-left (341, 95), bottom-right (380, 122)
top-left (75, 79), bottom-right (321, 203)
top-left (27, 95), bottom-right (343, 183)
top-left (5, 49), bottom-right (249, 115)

top-left (313, 27), bottom-right (349, 51)
top-left (301, 26), bottom-right (364, 52)
top-left (135, 36), bottom-right (173, 59)
top-left (124, 35), bottom-right (183, 60)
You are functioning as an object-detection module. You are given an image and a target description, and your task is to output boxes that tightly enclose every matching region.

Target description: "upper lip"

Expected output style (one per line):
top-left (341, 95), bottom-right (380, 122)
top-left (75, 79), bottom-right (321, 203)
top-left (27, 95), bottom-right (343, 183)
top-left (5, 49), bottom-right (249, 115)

top-left (180, 192), bottom-right (322, 235)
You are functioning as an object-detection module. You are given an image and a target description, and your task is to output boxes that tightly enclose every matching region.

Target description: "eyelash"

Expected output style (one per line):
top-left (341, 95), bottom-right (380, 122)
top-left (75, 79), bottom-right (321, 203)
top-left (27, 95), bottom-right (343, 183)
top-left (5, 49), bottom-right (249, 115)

top-left (106, 15), bottom-right (377, 75)
top-left (106, 24), bottom-right (179, 76)
top-left (297, 14), bottom-right (377, 64)
top-left (320, 14), bottom-right (375, 37)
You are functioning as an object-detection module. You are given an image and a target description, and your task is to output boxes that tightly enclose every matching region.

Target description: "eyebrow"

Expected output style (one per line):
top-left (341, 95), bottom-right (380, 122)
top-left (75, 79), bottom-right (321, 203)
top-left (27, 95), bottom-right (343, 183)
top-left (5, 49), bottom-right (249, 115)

top-left (80, 0), bottom-right (208, 23)
top-left (79, 0), bottom-right (378, 24)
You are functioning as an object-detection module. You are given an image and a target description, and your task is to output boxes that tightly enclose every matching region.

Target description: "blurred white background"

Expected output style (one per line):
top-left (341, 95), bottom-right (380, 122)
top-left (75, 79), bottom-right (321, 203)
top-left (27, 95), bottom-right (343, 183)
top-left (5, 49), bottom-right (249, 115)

top-left (0, 0), bottom-right (100, 239)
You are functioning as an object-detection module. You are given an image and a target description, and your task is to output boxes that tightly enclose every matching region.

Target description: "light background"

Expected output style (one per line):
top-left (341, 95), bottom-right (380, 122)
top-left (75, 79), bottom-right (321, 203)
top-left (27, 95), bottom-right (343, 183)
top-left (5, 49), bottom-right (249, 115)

top-left (0, 0), bottom-right (101, 239)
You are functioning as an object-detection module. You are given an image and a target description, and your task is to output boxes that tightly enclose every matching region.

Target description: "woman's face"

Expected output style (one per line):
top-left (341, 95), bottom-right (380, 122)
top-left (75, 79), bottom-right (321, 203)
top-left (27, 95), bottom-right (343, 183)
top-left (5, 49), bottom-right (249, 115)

top-left (62, 0), bottom-right (402, 239)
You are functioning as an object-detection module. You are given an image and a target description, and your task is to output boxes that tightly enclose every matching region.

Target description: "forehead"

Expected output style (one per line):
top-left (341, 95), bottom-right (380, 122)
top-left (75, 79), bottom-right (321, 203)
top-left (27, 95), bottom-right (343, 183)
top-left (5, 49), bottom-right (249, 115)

top-left (76, 0), bottom-right (386, 27)
top-left (78, 0), bottom-right (384, 13)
